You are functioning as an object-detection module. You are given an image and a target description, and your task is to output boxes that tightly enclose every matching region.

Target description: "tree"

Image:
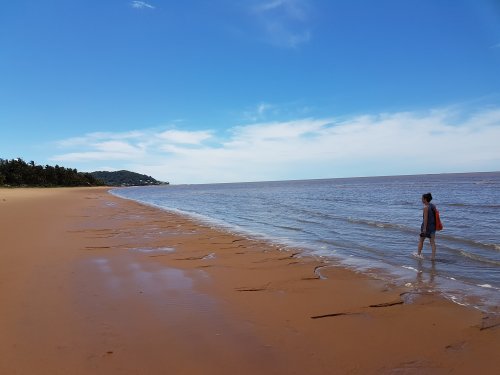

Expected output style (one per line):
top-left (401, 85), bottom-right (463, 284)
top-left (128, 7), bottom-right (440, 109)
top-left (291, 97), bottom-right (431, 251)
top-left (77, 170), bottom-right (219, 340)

top-left (0, 158), bottom-right (104, 187)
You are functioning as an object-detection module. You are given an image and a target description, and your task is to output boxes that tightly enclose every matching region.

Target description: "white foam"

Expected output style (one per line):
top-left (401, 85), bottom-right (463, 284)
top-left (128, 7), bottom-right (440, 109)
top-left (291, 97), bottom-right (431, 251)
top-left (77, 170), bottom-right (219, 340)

top-left (402, 265), bottom-right (419, 273)
top-left (478, 284), bottom-right (493, 289)
top-left (449, 296), bottom-right (469, 307)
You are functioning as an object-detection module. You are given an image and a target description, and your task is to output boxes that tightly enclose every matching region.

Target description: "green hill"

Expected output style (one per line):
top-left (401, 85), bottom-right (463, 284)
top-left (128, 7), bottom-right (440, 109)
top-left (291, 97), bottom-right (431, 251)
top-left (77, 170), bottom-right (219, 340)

top-left (90, 170), bottom-right (168, 187)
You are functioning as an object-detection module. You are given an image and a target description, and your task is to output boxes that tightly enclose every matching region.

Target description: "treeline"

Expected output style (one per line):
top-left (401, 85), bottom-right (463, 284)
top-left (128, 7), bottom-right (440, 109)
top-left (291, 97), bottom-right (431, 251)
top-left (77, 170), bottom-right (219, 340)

top-left (0, 158), bottom-right (104, 187)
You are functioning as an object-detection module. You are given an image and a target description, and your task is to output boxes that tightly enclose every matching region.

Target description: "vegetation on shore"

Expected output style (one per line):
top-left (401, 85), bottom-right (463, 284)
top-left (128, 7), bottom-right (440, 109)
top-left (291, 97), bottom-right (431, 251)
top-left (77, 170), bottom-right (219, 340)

top-left (0, 158), bottom-right (168, 187)
top-left (0, 158), bottom-right (104, 187)
top-left (90, 170), bottom-right (168, 187)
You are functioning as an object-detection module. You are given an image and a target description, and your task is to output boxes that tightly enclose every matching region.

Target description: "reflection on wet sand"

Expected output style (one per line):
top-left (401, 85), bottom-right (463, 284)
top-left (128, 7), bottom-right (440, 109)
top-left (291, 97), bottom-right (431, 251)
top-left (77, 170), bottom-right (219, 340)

top-left (415, 259), bottom-right (437, 289)
top-left (87, 253), bottom-right (212, 312)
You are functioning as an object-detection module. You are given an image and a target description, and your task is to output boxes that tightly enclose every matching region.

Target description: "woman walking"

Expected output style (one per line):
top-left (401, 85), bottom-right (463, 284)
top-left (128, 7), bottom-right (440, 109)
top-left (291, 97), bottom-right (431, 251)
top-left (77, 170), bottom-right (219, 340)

top-left (416, 192), bottom-right (437, 260)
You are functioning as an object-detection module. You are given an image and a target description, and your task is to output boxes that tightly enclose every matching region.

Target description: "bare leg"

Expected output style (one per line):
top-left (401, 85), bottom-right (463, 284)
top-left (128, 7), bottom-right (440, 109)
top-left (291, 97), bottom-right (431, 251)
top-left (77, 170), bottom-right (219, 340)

top-left (417, 237), bottom-right (425, 256)
top-left (430, 236), bottom-right (436, 260)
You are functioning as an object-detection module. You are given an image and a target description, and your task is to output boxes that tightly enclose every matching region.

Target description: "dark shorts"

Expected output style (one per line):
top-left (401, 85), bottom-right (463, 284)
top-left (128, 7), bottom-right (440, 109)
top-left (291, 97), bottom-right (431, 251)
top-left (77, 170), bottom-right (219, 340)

top-left (420, 231), bottom-right (436, 239)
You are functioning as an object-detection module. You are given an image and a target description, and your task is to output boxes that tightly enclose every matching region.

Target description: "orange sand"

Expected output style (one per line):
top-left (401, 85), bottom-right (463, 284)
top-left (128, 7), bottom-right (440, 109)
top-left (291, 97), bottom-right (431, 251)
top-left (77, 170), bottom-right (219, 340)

top-left (0, 187), bottom-right (498, 374)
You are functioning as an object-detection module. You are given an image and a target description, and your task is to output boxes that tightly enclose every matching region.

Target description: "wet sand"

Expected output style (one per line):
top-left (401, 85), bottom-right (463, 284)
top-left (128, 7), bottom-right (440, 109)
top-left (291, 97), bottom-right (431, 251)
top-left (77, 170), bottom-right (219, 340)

top-left (0, 187), bottom-right (499, 374)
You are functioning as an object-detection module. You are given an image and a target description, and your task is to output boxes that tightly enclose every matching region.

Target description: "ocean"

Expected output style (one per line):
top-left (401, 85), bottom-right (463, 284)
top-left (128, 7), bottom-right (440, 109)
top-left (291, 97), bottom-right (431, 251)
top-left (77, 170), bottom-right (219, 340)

top-left (111, 172), bottom-right (500, 314)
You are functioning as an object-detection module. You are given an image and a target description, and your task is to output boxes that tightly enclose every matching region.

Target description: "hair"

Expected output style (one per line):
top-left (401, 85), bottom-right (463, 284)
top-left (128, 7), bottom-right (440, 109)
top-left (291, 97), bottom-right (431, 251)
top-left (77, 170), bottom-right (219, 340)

top-left (422, 193), bottom-right (433, 203)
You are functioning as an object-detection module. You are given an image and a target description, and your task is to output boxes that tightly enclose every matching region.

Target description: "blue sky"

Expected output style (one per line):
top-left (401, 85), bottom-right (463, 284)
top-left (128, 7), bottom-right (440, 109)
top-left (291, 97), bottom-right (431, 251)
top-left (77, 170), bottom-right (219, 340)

top-left (1, 0), bottom-right (499, 184)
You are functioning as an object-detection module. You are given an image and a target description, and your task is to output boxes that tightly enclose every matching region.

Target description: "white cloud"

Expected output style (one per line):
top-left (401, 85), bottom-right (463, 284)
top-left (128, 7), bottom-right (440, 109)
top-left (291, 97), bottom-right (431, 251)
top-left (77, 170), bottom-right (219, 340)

top-left (158, 130), bottom-right (213, 145)
top-left (251, 0), bottom-right (312, 48)
top-left (254, 0), bottom-right (309, 21)
top-left (52, 139), bottom-right (145, 162)
top-left (242, 102), bottom-right (276, 121)
top-left (50, 106), bottom-right (500, 184)
top-left (131, 1), bottom-right (155, 10)
top-left (256, 0), bottom-right (287, 12)
top-left (51, 127), bottom-right (213, 164)
top-left (56, 131), bottom-right (144, 148)
top-left (257, 103), bottom-right (272, 115)
top-left (230, 118), bottom-right (327, 141)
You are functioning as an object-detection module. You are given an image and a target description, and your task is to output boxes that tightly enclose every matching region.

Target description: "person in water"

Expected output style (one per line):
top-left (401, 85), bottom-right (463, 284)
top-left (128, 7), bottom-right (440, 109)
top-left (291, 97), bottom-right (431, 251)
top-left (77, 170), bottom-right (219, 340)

top-left (416, 192), bottom-right (437, 260)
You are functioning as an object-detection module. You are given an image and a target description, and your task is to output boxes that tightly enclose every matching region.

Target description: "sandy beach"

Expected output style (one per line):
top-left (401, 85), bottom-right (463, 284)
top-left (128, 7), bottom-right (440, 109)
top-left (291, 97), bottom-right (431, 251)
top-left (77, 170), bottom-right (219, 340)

top-left (0, 187), bottom-right (498, 375)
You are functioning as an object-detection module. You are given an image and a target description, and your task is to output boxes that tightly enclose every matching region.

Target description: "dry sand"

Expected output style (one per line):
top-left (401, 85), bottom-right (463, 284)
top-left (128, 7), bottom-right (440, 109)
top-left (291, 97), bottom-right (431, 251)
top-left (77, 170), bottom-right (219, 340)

top-left (0, 187), bottom-right (499, 374)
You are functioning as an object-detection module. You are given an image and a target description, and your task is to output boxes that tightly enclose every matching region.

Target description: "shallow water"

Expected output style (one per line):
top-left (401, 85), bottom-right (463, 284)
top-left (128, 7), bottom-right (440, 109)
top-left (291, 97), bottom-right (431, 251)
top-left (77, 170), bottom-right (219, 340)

top-left (112, 172), bottom-right (500, 313)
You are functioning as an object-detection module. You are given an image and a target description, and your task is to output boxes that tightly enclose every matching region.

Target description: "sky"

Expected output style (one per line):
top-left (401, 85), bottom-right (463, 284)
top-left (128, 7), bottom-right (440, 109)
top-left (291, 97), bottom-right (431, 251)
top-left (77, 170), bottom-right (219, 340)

top-left (1, 0), bottom-right (500, 184)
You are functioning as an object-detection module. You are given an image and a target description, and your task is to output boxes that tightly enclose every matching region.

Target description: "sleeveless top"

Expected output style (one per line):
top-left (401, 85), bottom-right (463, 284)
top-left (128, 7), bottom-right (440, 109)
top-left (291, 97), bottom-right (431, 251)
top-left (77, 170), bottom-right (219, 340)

top-left (422, 203), bottom-right (436, 233)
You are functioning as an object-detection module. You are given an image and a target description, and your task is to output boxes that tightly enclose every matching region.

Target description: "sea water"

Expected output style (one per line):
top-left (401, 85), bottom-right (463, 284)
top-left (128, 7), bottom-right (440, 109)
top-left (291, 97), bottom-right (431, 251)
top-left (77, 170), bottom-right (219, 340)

top-left (111, 172), bottom-right (500, 314)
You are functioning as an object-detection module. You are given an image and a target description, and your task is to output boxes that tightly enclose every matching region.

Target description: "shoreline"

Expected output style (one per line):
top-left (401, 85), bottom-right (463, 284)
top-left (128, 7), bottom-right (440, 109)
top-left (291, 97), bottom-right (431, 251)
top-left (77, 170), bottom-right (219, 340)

top-left (111, 187), bottom-right (500, 316)
top-left (1, 187), bottom-right (499, 374)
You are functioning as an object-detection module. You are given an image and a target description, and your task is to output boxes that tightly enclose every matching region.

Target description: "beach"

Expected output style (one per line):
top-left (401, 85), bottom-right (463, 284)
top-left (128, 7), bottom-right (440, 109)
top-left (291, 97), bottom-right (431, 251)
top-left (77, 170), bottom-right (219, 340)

top-left (0, 187), bottom-right (499, 374)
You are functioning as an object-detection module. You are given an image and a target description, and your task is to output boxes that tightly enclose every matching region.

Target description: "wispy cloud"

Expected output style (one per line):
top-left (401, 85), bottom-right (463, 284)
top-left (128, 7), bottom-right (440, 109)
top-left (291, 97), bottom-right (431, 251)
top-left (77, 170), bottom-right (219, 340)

top-left (130, 1), bottom-right (155, 10)
top-left (158, 130), bottom-right (213, 145)
top-left (491, 43), bottom-right (500, 49)
top-left (52, 139), bottom-right (146, 162)
top-left (50, 105), bottom-right (500, 184)
top-left (254, 0), bottom-right (309, 21)
top-left (250, 0), bottom-right (312, 48)
top-left (242, 102), bottom-right (277, 122)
